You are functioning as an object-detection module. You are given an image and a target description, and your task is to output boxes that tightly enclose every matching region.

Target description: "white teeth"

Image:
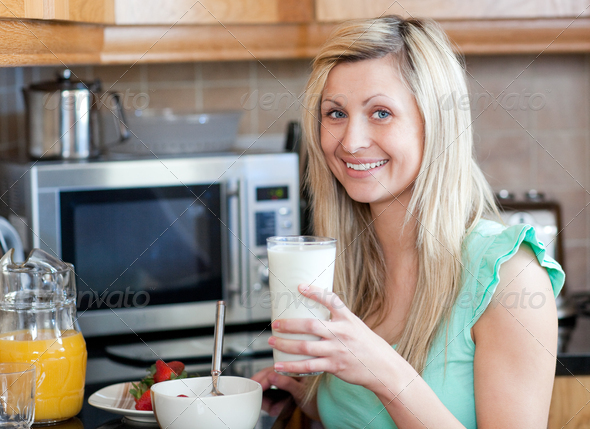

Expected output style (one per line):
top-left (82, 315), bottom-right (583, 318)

top-left (346, 160), bottom-right (387, 171)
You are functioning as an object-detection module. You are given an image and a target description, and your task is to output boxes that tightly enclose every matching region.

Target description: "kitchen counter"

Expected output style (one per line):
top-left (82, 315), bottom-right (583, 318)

top-left (71, 380), bottom-right (277, 429)
top-left (43, 314), bottom-right (590, 428)
top-left (556, 316), bottom-right (590, 376)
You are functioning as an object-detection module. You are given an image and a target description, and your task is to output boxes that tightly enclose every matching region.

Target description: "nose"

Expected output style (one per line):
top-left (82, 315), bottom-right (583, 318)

top-left (339, 117), bottom-right (370, 154)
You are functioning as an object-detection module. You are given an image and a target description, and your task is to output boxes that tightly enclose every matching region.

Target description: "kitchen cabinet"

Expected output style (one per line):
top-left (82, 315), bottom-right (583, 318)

top-left (0, 0), bottom-right (589, 65)
top-left (549, 375), bottom-right (590, 428)
top-left (316, 0), bottom-right (590, 22)
top-left (0, 0), bottom-right (114, 23)
top-left (0, 0), bottom-right (312, 24)
top-left (114, 0), bottom-right (313, 25)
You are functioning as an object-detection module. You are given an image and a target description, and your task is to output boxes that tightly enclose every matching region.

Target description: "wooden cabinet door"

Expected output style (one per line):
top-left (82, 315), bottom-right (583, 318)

top-left (315, 0), bottom-right (590, 22)
top-left (114, 0), bottom-right (313, 25)
top-left (549, 375), bottom-right (590, 428)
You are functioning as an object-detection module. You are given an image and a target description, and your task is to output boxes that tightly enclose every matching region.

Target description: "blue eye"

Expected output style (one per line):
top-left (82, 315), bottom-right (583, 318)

top-left (328, 110), bottom-right (346, 119)
top-left (374, 110), bottom-right (390, 119)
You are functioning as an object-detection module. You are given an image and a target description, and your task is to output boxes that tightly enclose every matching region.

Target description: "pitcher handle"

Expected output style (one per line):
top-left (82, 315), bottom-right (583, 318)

top-left (110, 93), bottom-right (131, 143)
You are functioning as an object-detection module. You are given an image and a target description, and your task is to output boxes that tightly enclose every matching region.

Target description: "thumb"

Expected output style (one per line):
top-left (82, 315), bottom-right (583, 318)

top-left (270, 373), bottom-right (305, 401)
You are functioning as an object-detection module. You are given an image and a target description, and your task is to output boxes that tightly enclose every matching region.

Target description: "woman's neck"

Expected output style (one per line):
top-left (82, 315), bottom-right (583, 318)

top-left (370, 196), bottom-right (419, 291)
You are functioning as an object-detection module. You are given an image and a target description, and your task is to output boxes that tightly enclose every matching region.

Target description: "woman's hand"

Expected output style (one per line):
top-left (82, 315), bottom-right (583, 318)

top-left (251, 366), bottom-right (319, 419)
top-left (269, 284), bottom-right (401, 393)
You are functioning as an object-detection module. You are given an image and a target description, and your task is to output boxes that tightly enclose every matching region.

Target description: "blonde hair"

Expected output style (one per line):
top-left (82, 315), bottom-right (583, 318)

top-left (302, 15), bottom-right (497, 401)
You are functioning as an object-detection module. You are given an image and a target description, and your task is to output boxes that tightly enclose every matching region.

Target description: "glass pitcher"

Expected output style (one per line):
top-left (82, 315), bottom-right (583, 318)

top-left (0, 248), bottom-right (87, 424)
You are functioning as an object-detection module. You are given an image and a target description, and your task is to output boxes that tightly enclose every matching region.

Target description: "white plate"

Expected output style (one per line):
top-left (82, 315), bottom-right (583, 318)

top-left (88, 382), bottom-right (156, 423)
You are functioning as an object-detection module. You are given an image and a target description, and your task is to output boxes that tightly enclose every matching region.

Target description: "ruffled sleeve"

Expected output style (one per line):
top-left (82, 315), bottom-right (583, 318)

top-left (462, 220), bottom-right (565, 332)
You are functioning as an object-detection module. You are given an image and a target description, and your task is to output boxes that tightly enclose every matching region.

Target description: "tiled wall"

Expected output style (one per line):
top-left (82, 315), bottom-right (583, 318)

top-left (0, 55), bottom-right (589, 291)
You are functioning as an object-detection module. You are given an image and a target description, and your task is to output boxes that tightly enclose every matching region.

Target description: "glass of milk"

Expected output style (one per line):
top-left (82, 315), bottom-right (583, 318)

top-left (267, 236), bottom-right (337, 376)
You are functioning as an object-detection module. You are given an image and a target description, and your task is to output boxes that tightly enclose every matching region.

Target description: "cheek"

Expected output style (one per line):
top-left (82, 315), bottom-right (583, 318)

top-left (320, 128), bottom-right (337, 158)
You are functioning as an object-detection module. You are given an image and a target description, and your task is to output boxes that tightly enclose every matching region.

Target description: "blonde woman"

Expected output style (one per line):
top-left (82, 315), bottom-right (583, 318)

top-left (253, 15), bottom-right (564, 428)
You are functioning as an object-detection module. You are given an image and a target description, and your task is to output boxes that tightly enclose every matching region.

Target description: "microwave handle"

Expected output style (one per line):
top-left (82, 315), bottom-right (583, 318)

top-left (226, 179), bottom-right (241, 297)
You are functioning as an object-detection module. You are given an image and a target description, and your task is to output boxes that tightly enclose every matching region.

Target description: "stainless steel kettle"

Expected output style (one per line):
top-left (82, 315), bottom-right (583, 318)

top-left (23, 69), bottom-right (129, 160)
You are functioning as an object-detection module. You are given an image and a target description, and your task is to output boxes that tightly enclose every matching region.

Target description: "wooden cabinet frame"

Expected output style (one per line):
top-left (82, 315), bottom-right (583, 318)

top-left (0, 0), bottom-right (589, 65)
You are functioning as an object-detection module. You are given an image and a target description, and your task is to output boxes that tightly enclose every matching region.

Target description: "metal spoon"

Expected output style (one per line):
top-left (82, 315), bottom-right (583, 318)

top-left (211, 300), bottom-right (226, 396)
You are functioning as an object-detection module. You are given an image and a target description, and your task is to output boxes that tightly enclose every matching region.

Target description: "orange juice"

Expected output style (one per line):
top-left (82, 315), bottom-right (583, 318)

top-left (0, 329), bottom-right (87, 422)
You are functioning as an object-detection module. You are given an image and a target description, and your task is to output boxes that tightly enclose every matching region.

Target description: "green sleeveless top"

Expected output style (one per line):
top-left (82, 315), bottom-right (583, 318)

top-left (317, 220), bottom-right (565, 428)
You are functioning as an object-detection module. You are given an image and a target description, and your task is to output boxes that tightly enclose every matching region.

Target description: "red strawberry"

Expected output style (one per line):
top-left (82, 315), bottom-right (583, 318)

top-left (177, 394), bottom-right (188, 397)
top-left (168, 361), bottom-right (185, 377)
top-left (135, 390), bottom-right (152, 411)
top-left (153, 360), bottom-right (186, 383)
top-left (153, 360), bottom-right (172, 383)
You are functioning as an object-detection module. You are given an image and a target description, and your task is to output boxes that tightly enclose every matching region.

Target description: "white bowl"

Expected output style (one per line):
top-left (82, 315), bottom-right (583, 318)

top-left (151, 376), bottom-right (262, 429)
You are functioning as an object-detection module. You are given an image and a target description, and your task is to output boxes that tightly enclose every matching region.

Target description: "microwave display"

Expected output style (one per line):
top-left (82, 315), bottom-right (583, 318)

top-left (60, 185), bottom-right (222, 311)
top-left (256, 186), bottom-right (289, 201)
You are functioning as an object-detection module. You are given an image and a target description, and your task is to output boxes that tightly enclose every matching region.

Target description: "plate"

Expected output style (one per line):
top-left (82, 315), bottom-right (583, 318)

top-left (88, 382), bottom-right (156, 423)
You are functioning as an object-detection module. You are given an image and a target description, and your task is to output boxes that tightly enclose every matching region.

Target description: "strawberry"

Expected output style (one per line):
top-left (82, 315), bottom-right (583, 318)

top-left (153, 360), bottom-right (186, 383)
top-left (177, 394), bottom-right (188, 397)
top-left (168, 361), bottom-right (185, 377)
top-left (135, 390), bottom-right (152, 411)
top-left (129, 360), bottom-right (188, 410)
top-left (153, 360), bottom-right (172, 383)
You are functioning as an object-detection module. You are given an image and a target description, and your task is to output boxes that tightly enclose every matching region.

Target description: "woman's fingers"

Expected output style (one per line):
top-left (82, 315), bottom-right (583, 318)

top-left (298, 283), bottom-right (346, 315)
top-left (267, 372), bottom-right (304, 398)
top-left (251, 366), bottom-right (276, 390)
top-left (272, 317), bottom-right (332, 338)
top-left (274, 357), bottom-right (332, 376)
top-left (270, 335), bottom-right (334, 358)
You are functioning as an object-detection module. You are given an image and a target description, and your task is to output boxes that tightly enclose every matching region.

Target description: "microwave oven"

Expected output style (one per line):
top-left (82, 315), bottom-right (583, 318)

top-left (0, 153), bottom-right (300, 337)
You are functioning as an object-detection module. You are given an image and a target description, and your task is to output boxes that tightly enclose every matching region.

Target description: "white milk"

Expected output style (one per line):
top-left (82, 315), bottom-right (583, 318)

top-left (268, 244), bottom-right (336, 365)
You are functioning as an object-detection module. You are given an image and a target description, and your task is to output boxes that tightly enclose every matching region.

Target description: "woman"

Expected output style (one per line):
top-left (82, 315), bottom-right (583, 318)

top-left (253, 15), bottom-right (564, 428)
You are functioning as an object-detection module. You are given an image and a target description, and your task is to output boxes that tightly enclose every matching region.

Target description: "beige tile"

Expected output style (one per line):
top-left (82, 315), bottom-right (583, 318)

top-left (147, 63), bottom-right (196, 83)
top-left (21, 67), bottom-right (36, 87)
top-left (529, 55), bottom-right (588, 131)
top-left (562, 244), bottom-right (588, 293)
top-left (93, 65), bottom-right (143, 85)
top-left (256, 59), bottom-right (311, 81)
top-left (2, 91), bottom-right (19, 115)
top-left (202, 85), bottom-right (251, 134)
top-left (98, 88), bottom-right (152, 115)
top-left (201, 61), bottom-right (251, 82)
top-left (6, 112), bottom-right (22, 145)
top-left (536, 133), bottom-right (587, 190)
top-left (474, 131), bottom-right (532, 191)
top-left (468, 87), bottom-right (530, 129)
top-left (551, 189), bottom-right (590, 242)
top-left (202, 85), bottom-right (250, 110)
top-left (143, 87), bottom-right (197, 112)
top-left (66, 66), bottom-right (94, 82)
top-left (253, 80), bottom-right (306, 135)
top-left (466, 55), bottom-right (537, 131)
top-left (35, 66), bottom-right (61, 83)
top-left (0, 67), bottom-right (17, 88)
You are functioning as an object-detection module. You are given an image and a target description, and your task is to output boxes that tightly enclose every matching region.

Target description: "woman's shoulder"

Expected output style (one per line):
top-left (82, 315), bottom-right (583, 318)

top-left (459, 218), bottom-right (565, 329)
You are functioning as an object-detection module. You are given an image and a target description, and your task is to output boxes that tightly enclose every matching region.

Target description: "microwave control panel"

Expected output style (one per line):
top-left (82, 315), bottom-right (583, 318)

top-left (254, 204), bottom-right (294, 247)
top-left (245, 165), bottom-right (300, 322)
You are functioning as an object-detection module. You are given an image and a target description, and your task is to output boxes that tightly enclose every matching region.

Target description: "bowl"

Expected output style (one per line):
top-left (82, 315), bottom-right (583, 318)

top-left (151, 376), bottom-right (262, 429)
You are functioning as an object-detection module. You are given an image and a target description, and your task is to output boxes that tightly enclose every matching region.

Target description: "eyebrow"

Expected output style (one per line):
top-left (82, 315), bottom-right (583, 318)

top-left (321, 93), bottom-right (395, 108)
top-left (321, 97), bottom-right (345, 108)
top-left (362, 93), bottom-right (394, 106)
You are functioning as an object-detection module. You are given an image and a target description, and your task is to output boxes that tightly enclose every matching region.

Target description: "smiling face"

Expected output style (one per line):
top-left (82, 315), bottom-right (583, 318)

top-left (320, 56), bottom-right (424, 211)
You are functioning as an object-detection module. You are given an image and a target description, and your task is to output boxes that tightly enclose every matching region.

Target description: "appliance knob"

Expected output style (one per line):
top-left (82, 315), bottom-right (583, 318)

top-left (259, 263), bottom-right (269, 286)
top-left (497, 189), bottom-right (514, 200)
top-left (525, 189), bottom-right (545, 201)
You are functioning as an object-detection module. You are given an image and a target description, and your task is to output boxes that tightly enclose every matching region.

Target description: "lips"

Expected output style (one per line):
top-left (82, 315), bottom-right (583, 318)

top-left (345, 160), bottom-right (388, 171)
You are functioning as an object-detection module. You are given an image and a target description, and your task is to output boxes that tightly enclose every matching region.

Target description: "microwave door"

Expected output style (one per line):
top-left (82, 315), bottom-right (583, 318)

top-left (61, 184), bottom-right (226, 336)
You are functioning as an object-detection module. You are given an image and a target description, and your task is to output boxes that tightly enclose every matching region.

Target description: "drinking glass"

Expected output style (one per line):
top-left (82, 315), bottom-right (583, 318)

top-left (267, 236), bottom-right (336, 376)
top-left (0, 362), bottom-right (35, 428)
